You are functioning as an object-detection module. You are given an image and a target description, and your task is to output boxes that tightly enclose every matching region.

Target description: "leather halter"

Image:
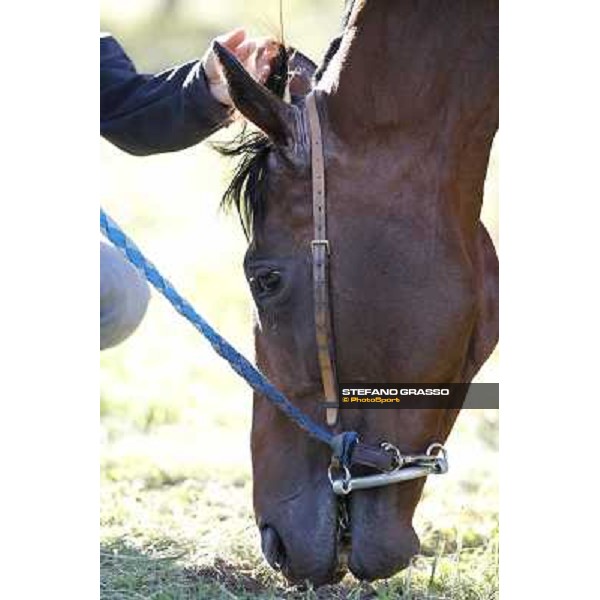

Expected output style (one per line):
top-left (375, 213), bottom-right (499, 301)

top-left (306, 91), bottom-right (340, 426)
top-left (303, 91), bottom-right (449, 496)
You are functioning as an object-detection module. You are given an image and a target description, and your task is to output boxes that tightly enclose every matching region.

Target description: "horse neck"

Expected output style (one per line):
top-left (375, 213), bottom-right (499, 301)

top-left (317, 0), bottom-right (498, 227)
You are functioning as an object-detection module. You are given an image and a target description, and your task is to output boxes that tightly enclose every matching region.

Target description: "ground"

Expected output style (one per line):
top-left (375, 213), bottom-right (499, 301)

top-left (101, 400), bottom-right (498, 599)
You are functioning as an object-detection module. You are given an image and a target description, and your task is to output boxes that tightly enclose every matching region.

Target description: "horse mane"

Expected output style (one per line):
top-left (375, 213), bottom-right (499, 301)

top-left (213, 46), bottom-right (289, 239)
top-left (215, 27), bottom-right (347, 239)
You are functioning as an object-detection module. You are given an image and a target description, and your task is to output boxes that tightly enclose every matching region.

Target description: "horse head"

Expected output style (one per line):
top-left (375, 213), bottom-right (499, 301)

top-left (214, 0), bottom-right (498, 585)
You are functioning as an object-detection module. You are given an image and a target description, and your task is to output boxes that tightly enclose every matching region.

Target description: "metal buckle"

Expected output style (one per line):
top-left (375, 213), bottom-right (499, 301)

top-left (311, 239), bottom-right (330, 255)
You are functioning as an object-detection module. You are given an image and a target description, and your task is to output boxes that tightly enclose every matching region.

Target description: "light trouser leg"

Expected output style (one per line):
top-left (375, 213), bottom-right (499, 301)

top-left (101, 242), bottom-right (150, 350)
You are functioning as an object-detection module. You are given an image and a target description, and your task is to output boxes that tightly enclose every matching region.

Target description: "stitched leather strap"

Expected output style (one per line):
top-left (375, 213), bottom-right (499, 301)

top-left (350, 443), bottom-right (397, 471)
top-left (306, 92), bottom-right (339, 427)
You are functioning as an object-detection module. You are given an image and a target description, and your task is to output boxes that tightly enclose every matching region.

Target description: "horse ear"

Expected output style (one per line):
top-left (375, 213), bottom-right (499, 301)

top-left (287, 49), bottom-right (317, 103)
top-left (213, 41), bottom-right (297, 147)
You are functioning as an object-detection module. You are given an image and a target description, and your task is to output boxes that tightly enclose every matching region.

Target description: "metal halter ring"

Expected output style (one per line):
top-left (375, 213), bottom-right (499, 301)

top-left (328, 464), bottom-right (352, 495)
top-left (426, 442), bottom-right (447, 459)
top-left (380, 442), bottom-right (404, 470)
top-left (426, 442), bottom-right (449, 473)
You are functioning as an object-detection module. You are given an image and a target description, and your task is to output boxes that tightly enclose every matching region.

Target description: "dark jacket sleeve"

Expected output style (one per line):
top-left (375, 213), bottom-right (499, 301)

top-left (100, 34), bottom-right (232, 156)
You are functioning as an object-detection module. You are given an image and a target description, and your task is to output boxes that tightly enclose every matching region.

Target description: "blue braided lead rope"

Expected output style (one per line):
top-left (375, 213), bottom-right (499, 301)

top-left (100, 208), bottom-right (336, 448)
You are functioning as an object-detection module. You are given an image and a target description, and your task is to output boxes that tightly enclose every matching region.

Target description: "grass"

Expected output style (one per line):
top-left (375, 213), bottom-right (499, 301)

top-left (100, 399), bottom-right (498, 599)
top-left (100, 2), bottom-right (499, 597)
top-left (101, 442), bottom-right (498, 600)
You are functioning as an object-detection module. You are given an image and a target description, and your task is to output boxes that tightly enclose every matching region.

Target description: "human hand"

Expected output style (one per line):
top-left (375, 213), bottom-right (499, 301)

top-left (203, 28), bottom-right (280, 107)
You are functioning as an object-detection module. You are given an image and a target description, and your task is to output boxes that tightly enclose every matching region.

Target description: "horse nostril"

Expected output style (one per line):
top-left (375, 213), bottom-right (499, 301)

top-left (260, 525), bottom-right (287, 571)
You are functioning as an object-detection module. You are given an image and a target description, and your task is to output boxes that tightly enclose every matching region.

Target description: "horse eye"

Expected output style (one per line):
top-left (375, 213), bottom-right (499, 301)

top-left (249, 270), bottom-right (282, 298)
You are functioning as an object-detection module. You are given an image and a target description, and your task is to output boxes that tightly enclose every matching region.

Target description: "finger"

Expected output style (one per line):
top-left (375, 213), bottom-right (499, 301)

top-left (258, 65), bottom-right (271, 84)
top-left (256, 38), bottom-right (280, 61)
top-left (255, 52), bottom-right (279, 79)
top-left (255, 50), bottom-right (277, 71)
top-left (232, 39), bottom-right (257, 65)
top-left (216, 28), bottom-right (246, 51)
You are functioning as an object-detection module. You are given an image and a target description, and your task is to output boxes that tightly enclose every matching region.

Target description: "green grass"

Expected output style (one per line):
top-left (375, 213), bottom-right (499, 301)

top-left (101, 474), bottom-right (497, 600)
top-left (101, 403), bottom-right (498, 599)
top-left (100, 3), bottom-right (499, 597)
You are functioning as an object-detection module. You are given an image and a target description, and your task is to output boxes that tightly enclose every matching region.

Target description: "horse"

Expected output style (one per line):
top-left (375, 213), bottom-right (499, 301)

top-left (214, 0), bottom-right (498, 586)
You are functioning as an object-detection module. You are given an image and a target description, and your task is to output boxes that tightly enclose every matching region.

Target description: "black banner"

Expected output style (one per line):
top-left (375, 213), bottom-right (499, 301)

top-left (321, 383), bottom-right (499, 409)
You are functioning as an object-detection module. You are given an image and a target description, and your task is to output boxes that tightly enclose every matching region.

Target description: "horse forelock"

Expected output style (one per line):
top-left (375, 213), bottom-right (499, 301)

top-left (214, 45), bottom-right (291, 239)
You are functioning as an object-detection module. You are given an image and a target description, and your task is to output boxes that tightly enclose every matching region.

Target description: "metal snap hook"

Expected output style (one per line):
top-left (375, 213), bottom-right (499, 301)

top-left (426, 442), bottom-right (447, 458)
top-left (380, 441), bottom-right (404, 470)
top-left (426, 442), bottom-right (449, 474)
